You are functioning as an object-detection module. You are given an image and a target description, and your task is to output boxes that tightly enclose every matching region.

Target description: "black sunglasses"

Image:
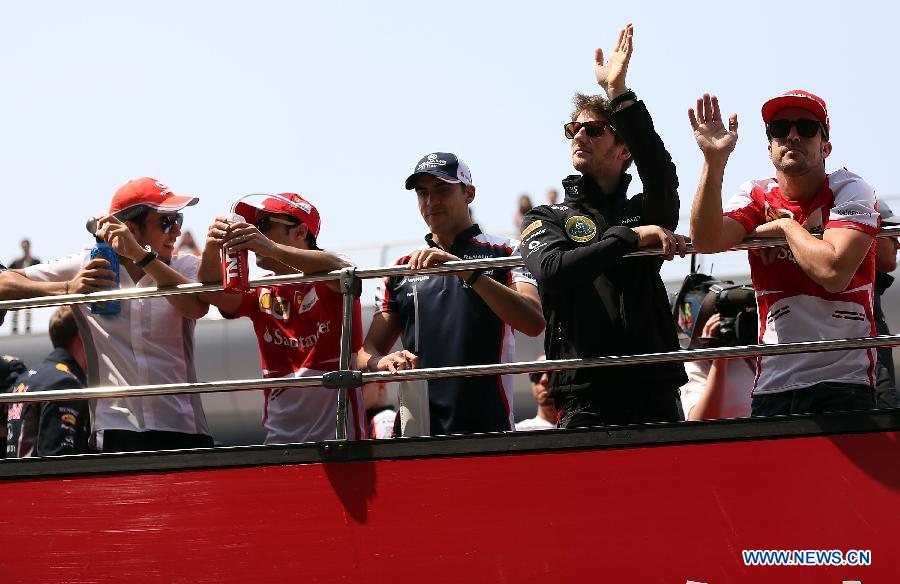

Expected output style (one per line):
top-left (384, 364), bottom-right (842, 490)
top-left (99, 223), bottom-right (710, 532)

top-left (564, 120), bottom-right (614, 139)
top-left (766, 119), bottom-right (826, 141)
top-left (158, 213), bottom-right (184, 234)
top-left (255, 215), bottom-right (300, 232)
top-left (528, 371), bottom-right (546, 383)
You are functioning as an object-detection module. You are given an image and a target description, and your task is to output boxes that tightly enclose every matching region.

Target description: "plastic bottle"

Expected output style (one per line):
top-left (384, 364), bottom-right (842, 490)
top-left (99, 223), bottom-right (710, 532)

top-left (89, 237), bottom-right (121, 315)
top-left (222, 213), bottom-right (249, 293)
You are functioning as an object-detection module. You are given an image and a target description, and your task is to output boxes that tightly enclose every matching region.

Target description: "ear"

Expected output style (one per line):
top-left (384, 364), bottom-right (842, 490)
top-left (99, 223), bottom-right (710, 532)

top-left (822, 140), bottom-right (832, 159)
top-left (293, 223), bottom-right (310, 246)
top-left (618, 143), bottom-right (632, 163)
top-left (465, 185), bottom-right (476, 204)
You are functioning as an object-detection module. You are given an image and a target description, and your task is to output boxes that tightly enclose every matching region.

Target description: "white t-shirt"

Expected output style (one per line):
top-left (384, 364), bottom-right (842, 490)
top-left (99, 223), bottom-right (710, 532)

top-left (680, 360), bottom-right (754, 420)
top-left (25, 251), bottom-right (210, 443)
top-left (514, 415), bottom-right (556, 431)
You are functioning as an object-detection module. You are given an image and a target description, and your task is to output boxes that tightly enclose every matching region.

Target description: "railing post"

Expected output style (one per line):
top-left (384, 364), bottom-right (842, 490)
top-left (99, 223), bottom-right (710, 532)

top-left (335, 265), bottom-right (358, 440)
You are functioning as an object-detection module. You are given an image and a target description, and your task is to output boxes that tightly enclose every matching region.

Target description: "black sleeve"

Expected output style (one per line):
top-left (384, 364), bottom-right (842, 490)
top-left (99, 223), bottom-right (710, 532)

top-left (35, 378), bottom-right (90, 457)
top-left (611, 100), bottom-right (680, 230)
top-left (521, 207), bottom-right (638, 294)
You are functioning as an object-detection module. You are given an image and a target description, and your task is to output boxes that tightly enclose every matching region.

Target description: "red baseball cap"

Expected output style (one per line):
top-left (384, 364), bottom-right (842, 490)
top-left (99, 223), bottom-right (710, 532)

top-left (235, 193), bottom-right (321, 238)
top-left (109, 177), bottom-right (199, 217)
top-left (761, 89), bottom-right (830, 136)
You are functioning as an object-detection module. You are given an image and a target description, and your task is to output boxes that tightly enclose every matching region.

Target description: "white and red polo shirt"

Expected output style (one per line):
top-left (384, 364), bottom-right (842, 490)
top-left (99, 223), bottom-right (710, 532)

top-left (723, 168), bottom-right (879, 395)
top-left (223, 278), bottom-right (365, 443)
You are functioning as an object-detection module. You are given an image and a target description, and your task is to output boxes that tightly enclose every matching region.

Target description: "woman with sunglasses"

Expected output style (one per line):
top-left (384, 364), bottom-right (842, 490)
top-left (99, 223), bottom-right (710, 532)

top-left (688, 90), bottom-right (879, 417)
top-left (0, 177), bottom-right (215, 453)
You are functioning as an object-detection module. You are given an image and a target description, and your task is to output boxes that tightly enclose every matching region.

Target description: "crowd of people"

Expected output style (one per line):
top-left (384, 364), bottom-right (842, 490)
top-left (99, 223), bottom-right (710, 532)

top-left (1, 23), bottom-right (898, 456)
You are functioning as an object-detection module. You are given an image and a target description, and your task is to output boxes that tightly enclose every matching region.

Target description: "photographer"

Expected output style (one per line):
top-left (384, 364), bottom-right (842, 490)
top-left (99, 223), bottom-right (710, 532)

top-left (676, 277), bottom-right (755, 420)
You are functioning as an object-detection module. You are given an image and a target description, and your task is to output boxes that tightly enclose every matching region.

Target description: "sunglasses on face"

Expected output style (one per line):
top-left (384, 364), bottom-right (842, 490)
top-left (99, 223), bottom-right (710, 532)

top-left (766, 119), bottom-right (826, 141)
top-left (564, 120), bottom-right (613, 139)
top-left (254, 215), bottom-right (300, 232)
top-left (158, 213), bottom-right (184, 234)
top-left (529, 372), bottom-right (546, 383)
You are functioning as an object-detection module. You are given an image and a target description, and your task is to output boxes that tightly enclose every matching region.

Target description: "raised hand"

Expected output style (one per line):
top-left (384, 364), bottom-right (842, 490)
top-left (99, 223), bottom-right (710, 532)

top-left (206, 216), bottom-right (232, 252)
top-left (688, 94), bottom-right (739, 164)
top-left (222, 221), bottom-right (277, 257)
top-left (595, 23), bottom-right (633, 97)
top-left (97, 215), bottom-right (145, 261)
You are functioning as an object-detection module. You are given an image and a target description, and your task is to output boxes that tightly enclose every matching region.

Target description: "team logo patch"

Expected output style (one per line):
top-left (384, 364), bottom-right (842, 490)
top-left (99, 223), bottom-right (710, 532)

top-left (60, 413), bottom-right (77, 426)
top-left (55, 363), bottom-right (70, 374)
top-left (258, 289), bottom-right (290, 320)
top-left (520, 220), bottom-right (543, 240)
top-left (295, 287), bottom-right (319, 314)
top-left (565, 215), bottom-right (597, 243)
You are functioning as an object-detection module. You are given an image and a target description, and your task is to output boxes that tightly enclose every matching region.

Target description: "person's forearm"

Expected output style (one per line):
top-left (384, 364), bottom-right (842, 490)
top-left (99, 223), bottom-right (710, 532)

top-left (612, 101), bottom-right (680, 229)
top-left (0, 270), bottom-right (66, 300)
top-left (781, 222), bottom-right (857, 293)
top-left (269, 245), bottom-right (348, 274)
top-left (690, 161), bottom-right (728, 252)
top-left (688, 360), bottom-right (728, 421)
top-left (467, 278), bottom-right (545, 337)
top-left (141, 259), bottom-right (209, 319)
top-left (197, 245), bottom-right (223, 284)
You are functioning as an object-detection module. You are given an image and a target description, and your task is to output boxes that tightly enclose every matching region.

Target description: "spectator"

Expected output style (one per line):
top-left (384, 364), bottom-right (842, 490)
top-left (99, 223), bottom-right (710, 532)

top-left (689, 90), bottom-right (878, 416)
top-left (514, 194), bottom-right (533, 229)
top-left (1, 354), bottom-right (30, 458)
top-left (546, 189), bottom-right (559, 206)
top-left (198, 193), bottom-right (366, 443)
top-left (873, 201), bottom-right (900, 407)
top-left (359, 152), bottom-right (545, 435)
top-left (515, 356), bottom-right (558, 431)
top-left (174, 230), bottom-right (202, 256)
top-left (521, 24), bottom-right (687, 428)
top-left (364, 381), bottom-right (397, 439)
top-left (5, 306), bottom-right (91, 457)
top-left (0, 177), bottom-right (214, 452)
top-left (9, 239), bottom-right (41, 334)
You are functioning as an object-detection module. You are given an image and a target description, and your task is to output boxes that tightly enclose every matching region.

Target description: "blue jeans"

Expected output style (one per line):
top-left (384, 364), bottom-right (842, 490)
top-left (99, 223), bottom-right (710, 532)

top-left (751, 381), bottom-right (875, 417)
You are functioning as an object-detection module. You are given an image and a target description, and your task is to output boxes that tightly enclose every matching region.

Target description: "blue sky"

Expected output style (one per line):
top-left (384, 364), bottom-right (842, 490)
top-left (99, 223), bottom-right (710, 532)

top-left (3, 1), bottom-right (898, 280)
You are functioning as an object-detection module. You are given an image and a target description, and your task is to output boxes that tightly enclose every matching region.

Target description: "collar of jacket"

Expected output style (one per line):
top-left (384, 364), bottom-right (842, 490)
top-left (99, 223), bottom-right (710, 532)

top-left (424, 223), bottom-right (483, 251)
top-left (561, 173), bottom-right (633, 218)
top-left (45, 347), bottom-right (87, 386)
top-left (876, 270), bottom-right (895, 295)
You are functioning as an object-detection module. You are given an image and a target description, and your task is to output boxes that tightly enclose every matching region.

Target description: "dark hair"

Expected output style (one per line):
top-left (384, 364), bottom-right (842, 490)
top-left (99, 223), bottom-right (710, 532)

top-left (49, 306), bottom-right (79, 349)
top-left (115, 206), bottom-right (149, 228)
top-left (571, 92), bottom-right (632, 171)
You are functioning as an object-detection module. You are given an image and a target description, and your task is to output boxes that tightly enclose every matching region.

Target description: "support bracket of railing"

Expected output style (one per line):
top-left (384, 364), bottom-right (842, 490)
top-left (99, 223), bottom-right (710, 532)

top-left (334, 265), bottom-right (358, 440)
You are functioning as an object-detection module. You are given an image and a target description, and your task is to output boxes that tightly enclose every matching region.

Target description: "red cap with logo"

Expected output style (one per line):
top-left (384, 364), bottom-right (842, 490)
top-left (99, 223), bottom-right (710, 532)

top-left (761, 89), bottom-right (830, 136)
top-left (109, 177), bottom-right (199, 217)
top-left (235, 193), bottom-right (321, 238)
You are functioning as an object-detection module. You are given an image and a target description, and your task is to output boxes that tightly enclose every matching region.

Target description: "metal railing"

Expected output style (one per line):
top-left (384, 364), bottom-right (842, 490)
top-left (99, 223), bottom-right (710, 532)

top-left (2, 226), bottom-right (900, 440)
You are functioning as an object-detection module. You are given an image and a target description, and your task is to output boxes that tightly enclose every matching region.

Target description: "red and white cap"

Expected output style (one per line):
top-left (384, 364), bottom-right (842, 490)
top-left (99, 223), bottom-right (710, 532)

top-left (761, 89), bottom-right (830, 136)
top-left (109, 177), bottom-right (199, 217)
top-left (235, 193), bottom-right (321, 238)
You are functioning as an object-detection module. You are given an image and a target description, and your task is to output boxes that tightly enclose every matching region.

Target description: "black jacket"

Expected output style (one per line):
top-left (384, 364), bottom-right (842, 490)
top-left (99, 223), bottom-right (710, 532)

top-left (874, 271), bottom-right (898, 408)
top-left (521, 100), bottom-right (687, 398)
top-left (5, 348), bottom-right (91, 458)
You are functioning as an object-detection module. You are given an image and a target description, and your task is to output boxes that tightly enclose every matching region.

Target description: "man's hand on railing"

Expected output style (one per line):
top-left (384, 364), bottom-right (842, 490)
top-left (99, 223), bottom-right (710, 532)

top-left (376, 350), bottom-right (420, 374)
top-left (631, 225), bottom-right (689, 260)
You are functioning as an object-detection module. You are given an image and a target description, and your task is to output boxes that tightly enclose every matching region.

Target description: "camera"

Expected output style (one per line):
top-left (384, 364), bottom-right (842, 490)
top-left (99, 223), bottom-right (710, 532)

top-left (674, 273), bottom-right (758, 348)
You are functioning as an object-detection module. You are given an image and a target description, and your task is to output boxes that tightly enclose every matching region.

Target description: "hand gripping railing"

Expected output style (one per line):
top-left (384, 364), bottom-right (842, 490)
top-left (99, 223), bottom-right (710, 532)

top-left (3, 226), bottom-right (900, 440)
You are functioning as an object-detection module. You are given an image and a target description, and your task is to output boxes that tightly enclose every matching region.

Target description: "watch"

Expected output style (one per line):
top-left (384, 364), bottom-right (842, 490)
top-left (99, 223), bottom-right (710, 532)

top-left (135, 245), bottom-right (158, 269)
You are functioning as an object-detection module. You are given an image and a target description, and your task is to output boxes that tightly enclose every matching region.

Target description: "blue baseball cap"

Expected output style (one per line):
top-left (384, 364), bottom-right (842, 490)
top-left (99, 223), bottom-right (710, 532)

top-left (404, 152), bottom-right (474, 190)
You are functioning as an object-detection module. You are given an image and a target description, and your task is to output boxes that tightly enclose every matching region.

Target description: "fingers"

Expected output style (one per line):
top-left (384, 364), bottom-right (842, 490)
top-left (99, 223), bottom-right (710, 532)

top-left (687, 108), bottom-right (699, 132)
top-left (711, 95), bottom-right (722, 122)
top-left (702, 93), bottom-right (713, 123)
top-left (674, 233), bottom-right (688, 258)
top-left (623, 23), bottom-right (633, 55)
top-left (84, 258), bottom-right (110, 269)
top-left (728, 113), bottom-right (739, 135)
top-left (383, 350), bottom-right (418, 373)
top-left (595, 47), bottom-right (604, 66)
top-left (615, 27), bottom-right (625, 51)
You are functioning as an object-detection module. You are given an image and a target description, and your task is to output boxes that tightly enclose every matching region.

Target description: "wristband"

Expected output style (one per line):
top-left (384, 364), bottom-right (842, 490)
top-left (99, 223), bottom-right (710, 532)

top-left (609, 89), bottom-right (636, 109)
top-left (135, 247), bottom-right (158, 269)
top-left (465, 269), bottom-right (485, 287)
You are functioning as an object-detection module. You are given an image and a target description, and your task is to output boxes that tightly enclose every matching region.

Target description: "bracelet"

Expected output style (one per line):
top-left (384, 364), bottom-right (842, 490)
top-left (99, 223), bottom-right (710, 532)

top-left (609, 89), bottom-right (636, 109)
top-left (135, 249), bottom-right (158, 269)
top-left (465, 269), bottom-right (485, 287)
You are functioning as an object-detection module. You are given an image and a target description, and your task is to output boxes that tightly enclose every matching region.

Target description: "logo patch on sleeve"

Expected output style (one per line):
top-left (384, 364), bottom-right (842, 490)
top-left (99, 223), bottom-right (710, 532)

top-left (520, 220), bottom-right (543, 240)
top-left (565, 215), bottom-right (597, 243)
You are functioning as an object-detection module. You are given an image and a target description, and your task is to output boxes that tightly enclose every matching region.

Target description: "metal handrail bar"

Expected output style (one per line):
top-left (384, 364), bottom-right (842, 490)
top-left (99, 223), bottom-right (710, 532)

top-left (3, 225), bottom-right (899, 311)
top-left (3, 332), bottom-right (899, 406)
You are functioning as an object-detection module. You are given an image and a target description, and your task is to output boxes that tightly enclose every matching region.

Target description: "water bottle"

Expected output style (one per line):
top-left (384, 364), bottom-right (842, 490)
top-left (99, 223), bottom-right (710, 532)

top-left (86, 218), bottom-right (121, 315)
top-left (222, 213), bottom-right (249, 294)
